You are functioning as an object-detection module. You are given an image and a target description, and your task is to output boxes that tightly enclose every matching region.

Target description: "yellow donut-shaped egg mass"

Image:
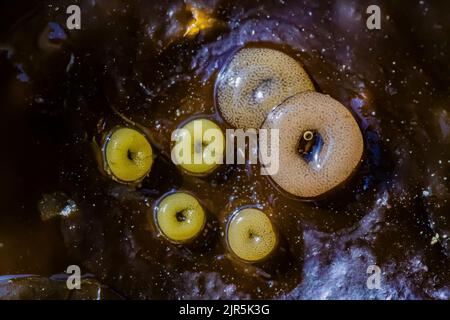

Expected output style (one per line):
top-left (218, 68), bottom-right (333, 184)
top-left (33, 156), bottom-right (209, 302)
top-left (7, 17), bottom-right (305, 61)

top-left (104, 127), bottom-right (153, 183)
top-left (227, 208), bottom-right (277, 262)
top-left (155, 192), bottom-right (206, 243)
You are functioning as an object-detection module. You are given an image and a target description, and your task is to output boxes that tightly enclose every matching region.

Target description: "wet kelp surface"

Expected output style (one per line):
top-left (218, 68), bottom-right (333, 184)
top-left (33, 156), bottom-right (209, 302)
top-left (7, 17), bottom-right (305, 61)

top-left (0, 0), bottom-right (449, 299)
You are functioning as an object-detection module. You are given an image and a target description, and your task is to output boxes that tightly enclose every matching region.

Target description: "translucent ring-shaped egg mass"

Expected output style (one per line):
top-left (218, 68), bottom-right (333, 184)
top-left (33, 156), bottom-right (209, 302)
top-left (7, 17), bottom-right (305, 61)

top-left (155, 192), bottom-right (206, 243)
top-left (260, 91), bottom-right (364, 198)
top-left (171, 118), bottom-right (224, 175)
top-left (104, 127), bottom-right (153, 183)
top-left (216, 47), bottom-right (314, 129)
top-left (226, 208), bottom-right (277, 262)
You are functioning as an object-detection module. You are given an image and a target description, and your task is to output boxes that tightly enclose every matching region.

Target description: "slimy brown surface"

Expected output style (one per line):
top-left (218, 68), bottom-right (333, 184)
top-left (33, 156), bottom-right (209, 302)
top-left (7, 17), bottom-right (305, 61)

top-left (0, 0), bottom-right (449, 299)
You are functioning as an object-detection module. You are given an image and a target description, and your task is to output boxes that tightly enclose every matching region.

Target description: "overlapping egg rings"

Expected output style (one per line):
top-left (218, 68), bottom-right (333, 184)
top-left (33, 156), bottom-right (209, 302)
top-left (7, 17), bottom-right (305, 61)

top-left (102, 47), bottom-right (364, 263)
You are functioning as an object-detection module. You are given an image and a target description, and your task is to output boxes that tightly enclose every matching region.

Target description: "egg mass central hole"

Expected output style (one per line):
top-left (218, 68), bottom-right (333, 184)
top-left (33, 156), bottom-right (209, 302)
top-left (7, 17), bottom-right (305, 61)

top-left (127, 150), bottom-right (135, 161)
top-left (297, 130), bottom-right (324, 163)
top-left (248, 230), bottom-right (260, 241)
top-left (176, 210), bottom-right (187, 222)
top-left (194, 141), bottom-right (204, 154)
top-left (252, 78), bottom-right (276, 104)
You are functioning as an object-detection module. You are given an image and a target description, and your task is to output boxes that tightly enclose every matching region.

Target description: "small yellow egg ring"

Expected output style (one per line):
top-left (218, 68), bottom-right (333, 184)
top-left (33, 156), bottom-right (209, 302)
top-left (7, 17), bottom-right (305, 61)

top-left (226, 207), bottom-right (277, 263)
top-left (155, 191), bottom-right (206, 243)
top-left (171, 118), bottom-right (225, 176)
top-left (104, 127), bottom-right (153, 183)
